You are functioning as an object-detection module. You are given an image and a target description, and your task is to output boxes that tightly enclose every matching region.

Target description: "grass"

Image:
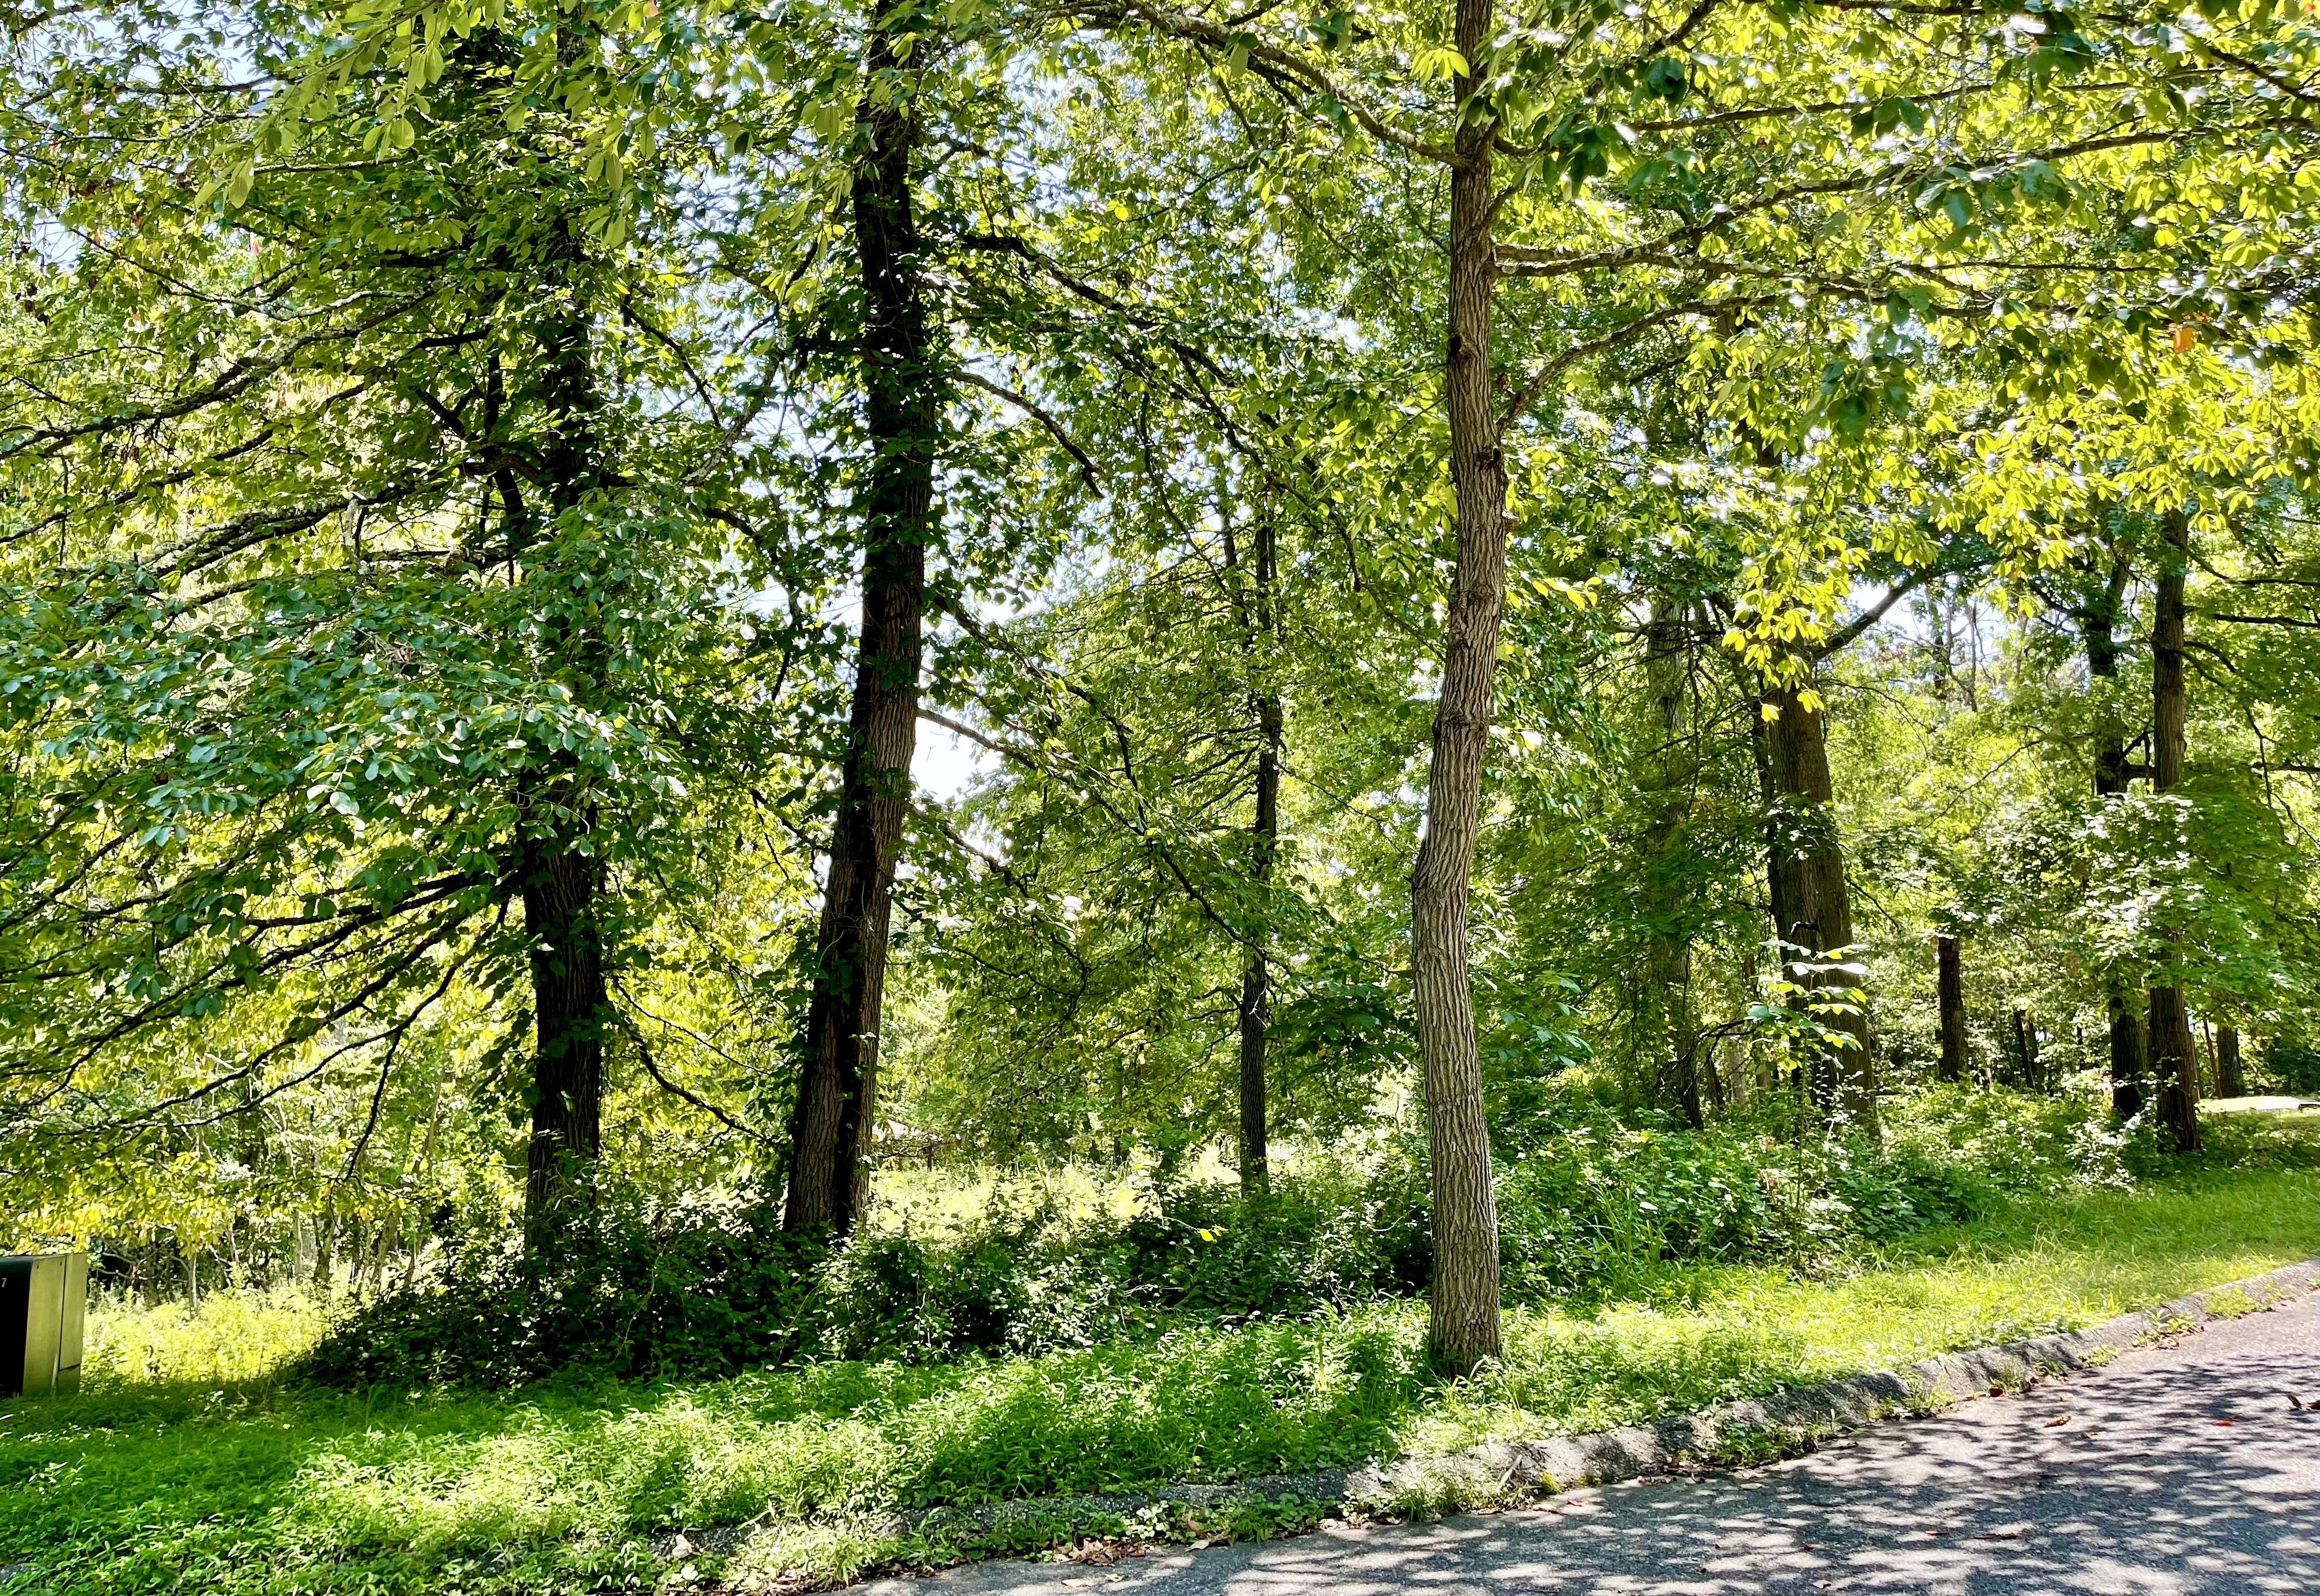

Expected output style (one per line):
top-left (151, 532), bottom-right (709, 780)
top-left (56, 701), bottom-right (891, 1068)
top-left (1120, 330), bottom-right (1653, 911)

top-left (78, 1288), bottom-right (332, 1389)
top-left (3, 1149), bottom-right (2314, 1595)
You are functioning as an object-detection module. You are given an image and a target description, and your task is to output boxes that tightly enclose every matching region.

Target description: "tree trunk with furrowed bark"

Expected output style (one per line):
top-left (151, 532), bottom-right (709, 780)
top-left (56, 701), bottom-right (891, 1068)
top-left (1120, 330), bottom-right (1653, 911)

top-left (1935, 932), bottom-right (1967, 1083)
top-left (1761, 670), bottom-right (1878, 1137)
top-left (785, 25), bottom-right (939, 1235)
top-left (1236, 508), bottom-right (1282, 1197)
top-left (1409, 0), bottom-right (1506, 1376)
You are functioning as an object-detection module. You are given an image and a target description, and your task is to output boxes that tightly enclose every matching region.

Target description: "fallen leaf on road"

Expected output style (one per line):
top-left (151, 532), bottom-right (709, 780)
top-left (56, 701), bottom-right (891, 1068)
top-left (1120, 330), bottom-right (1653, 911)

top-left (2044, 1415), bottom-right (2070, 1427)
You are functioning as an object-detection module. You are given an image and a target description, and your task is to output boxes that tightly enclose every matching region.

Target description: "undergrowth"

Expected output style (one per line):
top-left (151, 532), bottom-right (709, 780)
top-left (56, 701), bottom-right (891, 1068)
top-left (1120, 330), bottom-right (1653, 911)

top-left (2, 1108), bottom-right (2310, 1595)
top-left (296, 1082), bottom-right (2160, 1390)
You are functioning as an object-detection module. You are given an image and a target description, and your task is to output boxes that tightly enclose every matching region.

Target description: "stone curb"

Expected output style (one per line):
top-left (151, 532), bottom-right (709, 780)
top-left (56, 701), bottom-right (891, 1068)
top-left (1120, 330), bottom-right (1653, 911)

top-left (1344, 1255), bottom-right (2320, 1511)
top-left (877, 1256), bottom-right (2320, 1548)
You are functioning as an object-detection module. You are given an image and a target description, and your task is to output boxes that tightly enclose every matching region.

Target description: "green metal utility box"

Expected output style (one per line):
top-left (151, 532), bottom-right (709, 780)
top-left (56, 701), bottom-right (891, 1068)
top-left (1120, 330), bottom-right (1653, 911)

top-left (1, 1251), bottom-right (86, 1397)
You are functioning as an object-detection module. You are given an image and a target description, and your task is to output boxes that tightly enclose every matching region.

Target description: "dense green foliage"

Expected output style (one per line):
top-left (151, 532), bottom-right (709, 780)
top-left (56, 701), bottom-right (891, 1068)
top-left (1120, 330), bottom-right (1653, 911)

top-left (3, 0), bottom-right (2315, 1262)
top-left (2, 0), bottom-right (2318, 1581)
top-left (5, 1142), bottom-right (2311, 1593)
top-left (294, 1082), bottom-right (2272, 1388)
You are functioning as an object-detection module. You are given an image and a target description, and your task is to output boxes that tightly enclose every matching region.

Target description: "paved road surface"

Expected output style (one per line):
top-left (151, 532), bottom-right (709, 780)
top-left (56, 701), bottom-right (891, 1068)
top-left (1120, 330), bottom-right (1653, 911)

top-left (862, 1292), bottom-right (2319, 1595)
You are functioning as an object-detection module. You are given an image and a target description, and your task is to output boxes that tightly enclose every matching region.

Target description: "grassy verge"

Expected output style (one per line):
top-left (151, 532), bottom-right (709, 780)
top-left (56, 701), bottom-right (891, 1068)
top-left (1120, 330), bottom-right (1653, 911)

top-left (3, 1157), bottom-right (2313, 1595)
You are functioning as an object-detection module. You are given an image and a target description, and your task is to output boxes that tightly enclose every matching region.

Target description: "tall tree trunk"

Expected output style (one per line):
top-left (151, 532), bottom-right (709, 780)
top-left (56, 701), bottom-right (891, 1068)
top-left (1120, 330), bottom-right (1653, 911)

top-left (1643, 599), bottom-right (1700, 1126)
top-left (1934, 932), bottom-right (1967, 1082)
top-left (1761, 672), bottom-right (1878, 1135)
top-left (521, 845), bottom-right (607, 1245)
top-left (1236, 511), bottom-right (1281, 1197)
top-left (2079, 551), bottom-right (2149, 1120)
top-left (1237, 731), bottom-right (1278, 1194)
top-left (786, 28), bottom-right (938, 1235)
top-left (2215, 1023), bottom-right (2245, 1098)
top-left (2147, 511), bottom-right (2200, 1152)
top-left (512, 191), bottom-right (609, 1249)
top-left (1409, 0), bottom-right (1504, 1374)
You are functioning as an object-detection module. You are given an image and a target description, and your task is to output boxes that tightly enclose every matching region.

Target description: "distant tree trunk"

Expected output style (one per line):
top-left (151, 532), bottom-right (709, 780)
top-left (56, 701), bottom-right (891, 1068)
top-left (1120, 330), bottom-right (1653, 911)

top-left (2146, 988), bottom-right (2197, 1145)
top-left (1935, 934), bottom-right (1967, 1082)
top-left (2103, 982), bottom-right (2148, 1121)
top-left (1721, 1035), bottom-right (1751, 1107)
top-left (314, 1206), bottom-right (336, 1302)
top-left (2012, 1008), bottom-right (2040, 1090)
top-left (2147, 510), bottom-right (2201, 1153)
top-left (1761, 672), bottom-right (1878, 1136)
top-left (1409, 0), bottom-right (1504, 1374)
top-left (342, 1215), bottom-right (362, 1302)
top-left (1748, 719), bottom-right (1813, 1140)
top-left (786, 26), bottom-right (938, 1235)
top-left (1643, 597), bottom-right (1700, 1126)
top-left (2215, 1023), bottom-right (2245, 1099)
top-left (1237, 757), bottom-right (1277, 1194)
top-left (1236, 512), bottom-right (1282, 1197)
top-left (237, 1073), bottom-right (266, 1288)
top-left (2079, 553), bottom-right (2149, 1121)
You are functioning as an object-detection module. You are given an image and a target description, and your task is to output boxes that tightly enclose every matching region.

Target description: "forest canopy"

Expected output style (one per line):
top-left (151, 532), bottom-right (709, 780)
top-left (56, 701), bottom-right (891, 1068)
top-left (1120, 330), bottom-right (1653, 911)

top-left (2, 0), bottom-right (2317, 1374)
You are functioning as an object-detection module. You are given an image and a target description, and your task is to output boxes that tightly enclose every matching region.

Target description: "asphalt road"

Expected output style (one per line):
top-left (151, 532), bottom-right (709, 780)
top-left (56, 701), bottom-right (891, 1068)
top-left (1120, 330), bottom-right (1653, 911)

top-left (861, 1291), bottom-right (2319, 1596)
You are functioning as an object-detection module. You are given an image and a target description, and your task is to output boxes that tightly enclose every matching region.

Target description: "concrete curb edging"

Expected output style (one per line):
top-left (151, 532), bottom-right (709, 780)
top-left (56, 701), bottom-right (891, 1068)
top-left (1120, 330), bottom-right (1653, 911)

top-left (1342, 1256), bottom-right (2320, 1512)
top-left (887, 1256), bottom-right (2320, 1550)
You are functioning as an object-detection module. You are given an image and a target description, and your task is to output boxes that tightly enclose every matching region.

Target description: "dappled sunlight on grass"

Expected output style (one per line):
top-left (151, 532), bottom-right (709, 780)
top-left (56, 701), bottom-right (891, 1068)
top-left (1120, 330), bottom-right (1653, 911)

top-left (1397, 1164), bottom-right (2318, 1457)
top-left (3, 1160), bottom-right (2311, 1595)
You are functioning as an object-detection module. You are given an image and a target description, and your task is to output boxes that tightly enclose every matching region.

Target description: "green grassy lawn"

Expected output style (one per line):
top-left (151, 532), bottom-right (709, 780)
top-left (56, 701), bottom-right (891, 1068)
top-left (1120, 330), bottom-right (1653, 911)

top-left (3, 1156), bottom-right (2313, 1595)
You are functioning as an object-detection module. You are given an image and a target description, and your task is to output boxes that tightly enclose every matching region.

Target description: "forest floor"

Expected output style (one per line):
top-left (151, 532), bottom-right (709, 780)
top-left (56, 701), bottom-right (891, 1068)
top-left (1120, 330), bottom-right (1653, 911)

top-left (1, 1156), bottom-right (2314, 1595)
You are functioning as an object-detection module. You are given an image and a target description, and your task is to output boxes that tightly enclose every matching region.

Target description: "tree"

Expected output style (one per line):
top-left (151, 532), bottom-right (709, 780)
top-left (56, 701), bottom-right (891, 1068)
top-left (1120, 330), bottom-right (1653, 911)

top-left (0, 0), bottom-right (819, 1250)
top-left (1081, 0), bottom-right (2320, 1362)
top-left (2145, 508), bottom-right (2202, 1152)
top-left (2064, 539), bottom-right (2154, 1119)
top-left (1227, 500), bottom-right (1285, 1194)
top-left (1935, 932), bottom-right (1968, 1083)
top-left (783, 7), bottom-right (946, 1236)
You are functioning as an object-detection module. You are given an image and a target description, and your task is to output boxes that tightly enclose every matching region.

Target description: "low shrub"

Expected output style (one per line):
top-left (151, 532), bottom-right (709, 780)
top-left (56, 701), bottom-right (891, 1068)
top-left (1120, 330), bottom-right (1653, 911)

top-left (1881, 1081), bottom-right (2132, 1191)
top-left (86, 1287), bottom-right (332, 1389)
top-left (304, 1085), bottom-right (2128, 1391)
top-left (303, 1178), bottom-right (1423, 1388)
top-left (1489, 1106), bottom-right (2003, 1302)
